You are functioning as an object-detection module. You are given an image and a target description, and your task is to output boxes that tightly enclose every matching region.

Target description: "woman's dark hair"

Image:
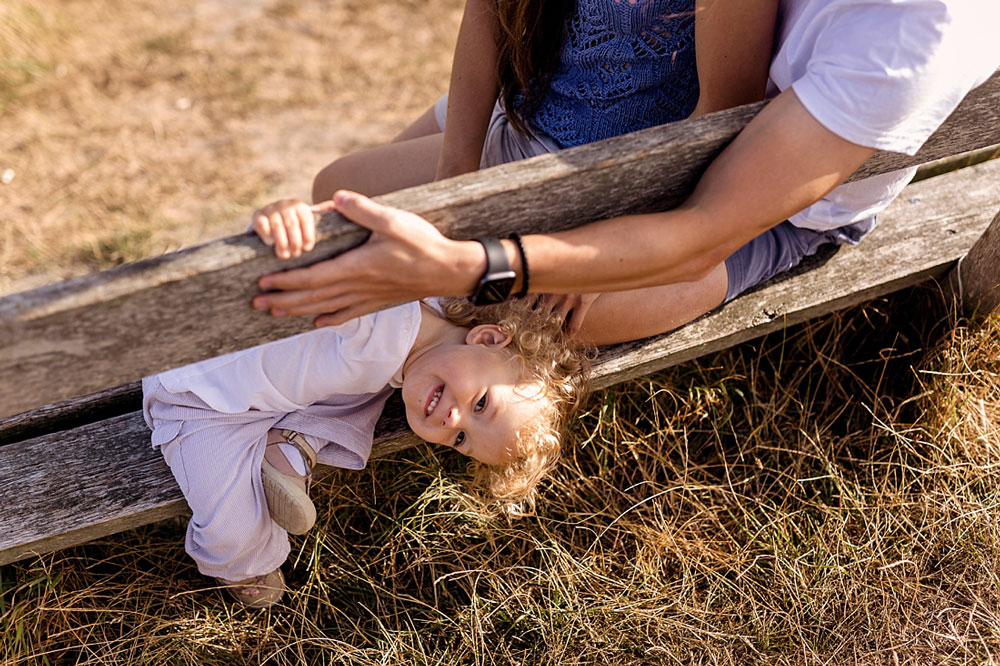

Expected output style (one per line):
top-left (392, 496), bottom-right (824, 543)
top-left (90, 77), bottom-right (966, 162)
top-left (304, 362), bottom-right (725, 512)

top-left (494, 0), bottom-right (574, 135)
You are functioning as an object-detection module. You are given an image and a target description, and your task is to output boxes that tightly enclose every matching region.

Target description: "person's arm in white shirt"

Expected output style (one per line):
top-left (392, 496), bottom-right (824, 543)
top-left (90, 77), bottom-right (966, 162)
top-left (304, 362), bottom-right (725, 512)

top-left (252, 88), bottom-right (875, 330)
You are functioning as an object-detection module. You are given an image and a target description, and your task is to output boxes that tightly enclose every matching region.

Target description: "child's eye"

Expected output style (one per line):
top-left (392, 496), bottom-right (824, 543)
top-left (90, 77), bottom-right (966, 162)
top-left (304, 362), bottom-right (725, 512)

top-left (455, 431), bottom-right (466, 448)
top-left (475, 394), bottom-right (488, 412)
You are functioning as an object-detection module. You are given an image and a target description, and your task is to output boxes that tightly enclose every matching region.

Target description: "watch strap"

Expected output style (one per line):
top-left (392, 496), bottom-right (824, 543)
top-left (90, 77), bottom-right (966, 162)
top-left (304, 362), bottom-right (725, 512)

top-left (469, 237), bottom-right (516, 305)
top-left (475, 237), bottom-right (511, 274)
top-left (508, 233), bottom-right (529, 298)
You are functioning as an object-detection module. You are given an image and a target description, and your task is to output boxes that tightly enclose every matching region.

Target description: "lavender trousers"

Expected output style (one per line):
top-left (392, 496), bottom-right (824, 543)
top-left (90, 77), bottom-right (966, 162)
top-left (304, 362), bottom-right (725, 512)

top-left (143, 377), bottom-right (387, 580)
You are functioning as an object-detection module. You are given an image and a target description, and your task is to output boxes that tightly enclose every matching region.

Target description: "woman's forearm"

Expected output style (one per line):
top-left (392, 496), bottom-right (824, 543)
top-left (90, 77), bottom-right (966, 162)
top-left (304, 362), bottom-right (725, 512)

top-left (521, 89), bottom-right (876, 294)
top-left (436, 0), bottom-right (500, 179)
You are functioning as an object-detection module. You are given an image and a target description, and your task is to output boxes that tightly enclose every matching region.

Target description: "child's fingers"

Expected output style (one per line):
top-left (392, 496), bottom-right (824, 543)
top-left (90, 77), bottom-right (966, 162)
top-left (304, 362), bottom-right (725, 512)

top-left (269, 211), bottom-right (290, 259)
top-left (251, 212), bottom-right (274, 246)
top-left (297, 206), bottom-right (317, 252)
top-left (284, 209), bottom-right (304, 257)
top-left (310, 200), bottom-right (337, 214)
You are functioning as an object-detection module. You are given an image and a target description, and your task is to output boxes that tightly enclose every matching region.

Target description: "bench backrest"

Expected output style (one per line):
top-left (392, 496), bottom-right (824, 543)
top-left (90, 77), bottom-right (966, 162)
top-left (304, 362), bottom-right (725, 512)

top-left (0, 72), bottom-right (998, 567)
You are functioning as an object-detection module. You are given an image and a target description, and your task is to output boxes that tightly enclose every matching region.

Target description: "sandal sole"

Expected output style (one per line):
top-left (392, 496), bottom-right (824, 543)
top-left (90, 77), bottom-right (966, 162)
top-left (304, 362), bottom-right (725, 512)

top-left (262, 459), bottom-right (316, 535)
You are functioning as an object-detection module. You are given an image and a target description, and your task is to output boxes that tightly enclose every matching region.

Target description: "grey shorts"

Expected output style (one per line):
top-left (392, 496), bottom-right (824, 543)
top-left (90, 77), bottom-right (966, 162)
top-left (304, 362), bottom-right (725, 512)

top-left (433, 94), bottom-right (877, 303)
top-left (723, 217), bottom-right (877, 302)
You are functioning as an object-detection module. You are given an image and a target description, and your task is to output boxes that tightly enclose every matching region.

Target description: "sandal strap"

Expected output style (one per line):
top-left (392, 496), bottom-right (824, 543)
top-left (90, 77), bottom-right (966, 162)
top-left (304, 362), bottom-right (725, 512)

top-left (281, 430), bottom-right (316, 479)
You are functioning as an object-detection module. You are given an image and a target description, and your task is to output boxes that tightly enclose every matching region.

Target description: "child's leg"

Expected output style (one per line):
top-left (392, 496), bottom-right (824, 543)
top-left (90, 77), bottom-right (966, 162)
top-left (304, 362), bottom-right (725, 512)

top-left (312, 101), bottom-right (444, 202)
top-left (158, 419), bottom-right (290, 582)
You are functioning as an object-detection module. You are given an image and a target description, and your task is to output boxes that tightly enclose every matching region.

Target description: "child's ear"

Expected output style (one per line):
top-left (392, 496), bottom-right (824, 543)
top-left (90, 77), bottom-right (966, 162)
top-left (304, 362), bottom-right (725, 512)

top-left (465, 324), bottom-right (512, 348)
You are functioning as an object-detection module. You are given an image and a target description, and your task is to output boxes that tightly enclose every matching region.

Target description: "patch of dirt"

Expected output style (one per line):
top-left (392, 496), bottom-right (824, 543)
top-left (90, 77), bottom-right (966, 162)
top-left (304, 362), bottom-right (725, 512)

top-left (1, 0), bottom-right (462, 294)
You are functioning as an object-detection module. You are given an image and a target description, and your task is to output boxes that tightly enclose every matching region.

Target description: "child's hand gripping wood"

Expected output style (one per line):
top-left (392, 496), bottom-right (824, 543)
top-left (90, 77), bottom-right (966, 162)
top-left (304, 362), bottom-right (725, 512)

top-left (251, 199), bottom-right (336, 259)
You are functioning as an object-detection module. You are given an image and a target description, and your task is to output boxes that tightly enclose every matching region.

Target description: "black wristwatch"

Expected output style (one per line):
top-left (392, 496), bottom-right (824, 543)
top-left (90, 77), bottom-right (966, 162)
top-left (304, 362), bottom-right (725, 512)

top-left (469, 237), bottom-right (516, 305)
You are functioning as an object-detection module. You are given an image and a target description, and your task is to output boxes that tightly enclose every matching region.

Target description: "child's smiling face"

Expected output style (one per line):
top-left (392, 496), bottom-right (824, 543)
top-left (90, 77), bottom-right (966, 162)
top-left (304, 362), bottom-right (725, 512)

top-left (400, 325), bottom-right (546, 466)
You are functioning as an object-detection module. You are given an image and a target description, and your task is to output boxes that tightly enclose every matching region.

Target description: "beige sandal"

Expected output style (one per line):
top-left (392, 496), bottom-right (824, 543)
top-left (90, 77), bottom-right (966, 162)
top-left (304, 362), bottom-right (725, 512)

top-left (262, 429), bottom-right (317, 535)
top-left (218, 568), bottom-right (285, 609)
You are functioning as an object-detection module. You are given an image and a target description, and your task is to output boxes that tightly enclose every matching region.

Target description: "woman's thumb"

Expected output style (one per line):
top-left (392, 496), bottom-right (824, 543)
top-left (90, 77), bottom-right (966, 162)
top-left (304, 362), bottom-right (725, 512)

top-left (332, 190), bottom-right (393, 233)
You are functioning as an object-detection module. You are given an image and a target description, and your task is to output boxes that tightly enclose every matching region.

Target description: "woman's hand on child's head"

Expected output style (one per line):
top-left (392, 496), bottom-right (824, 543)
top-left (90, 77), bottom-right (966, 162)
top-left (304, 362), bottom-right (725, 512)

top-left (251, 199), bottom-right (335, 259)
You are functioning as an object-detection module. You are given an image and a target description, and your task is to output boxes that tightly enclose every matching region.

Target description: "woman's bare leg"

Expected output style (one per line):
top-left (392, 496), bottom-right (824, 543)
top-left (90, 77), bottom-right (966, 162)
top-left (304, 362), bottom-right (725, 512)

top-left (391, 103), bottom-right (442, 142)
top-left (312, 132), bottom-right (443, 201)
top-left (575, 263), bottom-right (729, 346)
top-left (312, 103), bottom-right (444, 202)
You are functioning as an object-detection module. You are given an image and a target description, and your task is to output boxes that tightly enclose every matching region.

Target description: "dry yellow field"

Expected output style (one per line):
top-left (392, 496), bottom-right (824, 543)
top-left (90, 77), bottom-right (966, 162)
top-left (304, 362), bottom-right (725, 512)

top-left (1, 0), bottom-right (462, 294)
top-left (3, 2), bottom-right (1000, 664)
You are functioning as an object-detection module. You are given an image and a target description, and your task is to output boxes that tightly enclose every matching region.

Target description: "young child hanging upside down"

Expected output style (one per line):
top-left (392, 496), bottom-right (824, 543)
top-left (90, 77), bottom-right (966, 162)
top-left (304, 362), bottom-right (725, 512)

top-left (142, 198), bottom-right (590, 608)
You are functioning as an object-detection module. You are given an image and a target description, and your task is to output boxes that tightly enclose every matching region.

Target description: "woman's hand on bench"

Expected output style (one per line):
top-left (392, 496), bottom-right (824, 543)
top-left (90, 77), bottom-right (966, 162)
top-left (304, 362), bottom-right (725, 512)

top-left (254, 190), bottom-right (484, 326)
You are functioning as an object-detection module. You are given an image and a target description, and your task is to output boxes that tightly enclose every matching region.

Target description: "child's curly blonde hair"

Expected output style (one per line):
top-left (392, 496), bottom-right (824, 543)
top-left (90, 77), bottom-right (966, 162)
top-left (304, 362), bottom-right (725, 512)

top-left (440, 297), bottom-right (592, 507)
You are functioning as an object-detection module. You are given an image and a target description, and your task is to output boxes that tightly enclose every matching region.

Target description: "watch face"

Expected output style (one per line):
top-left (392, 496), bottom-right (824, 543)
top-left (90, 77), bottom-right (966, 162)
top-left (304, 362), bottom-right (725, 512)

top-left (473, 274), bottom-right (516, 305)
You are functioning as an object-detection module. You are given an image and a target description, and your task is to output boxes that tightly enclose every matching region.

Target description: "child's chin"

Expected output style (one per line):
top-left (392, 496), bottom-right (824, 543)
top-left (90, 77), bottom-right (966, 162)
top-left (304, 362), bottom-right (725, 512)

top-left (402, 412), bottom-right (424, 439)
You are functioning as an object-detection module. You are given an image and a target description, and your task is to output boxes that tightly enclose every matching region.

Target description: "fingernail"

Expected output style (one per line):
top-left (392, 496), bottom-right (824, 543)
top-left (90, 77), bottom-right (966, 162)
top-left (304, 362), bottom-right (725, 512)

top-left (333, 191), bottom-right (351, 205)
top-left (253, 297), bottom-right (266, 309)
top-left (272, 308), bottom-right (287, 317)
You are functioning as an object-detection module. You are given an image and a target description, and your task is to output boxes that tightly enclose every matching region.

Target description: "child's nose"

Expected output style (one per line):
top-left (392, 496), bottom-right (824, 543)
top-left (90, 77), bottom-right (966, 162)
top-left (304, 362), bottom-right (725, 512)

top-left (442, 405), bottom-right (460, 428)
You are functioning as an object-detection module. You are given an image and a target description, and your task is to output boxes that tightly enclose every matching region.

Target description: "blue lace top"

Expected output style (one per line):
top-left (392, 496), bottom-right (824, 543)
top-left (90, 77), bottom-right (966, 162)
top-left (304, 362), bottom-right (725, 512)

top-left (528, 0), bottom-right (698, 148)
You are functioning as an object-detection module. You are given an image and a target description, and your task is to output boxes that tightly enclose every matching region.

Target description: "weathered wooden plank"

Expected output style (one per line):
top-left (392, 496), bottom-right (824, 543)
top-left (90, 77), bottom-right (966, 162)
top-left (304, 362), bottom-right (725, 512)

top-left (912, 143), bottom-right (1000, 183)
top-left (0, 397), bottom-right (419, 566)
top-left (595, 159), bottom-right (1000, 386)
top-left (2, 159), bottom-right (998, 565)
top-left (2, 72), bottom-right (998, 418)
top-left (950, 209), bottom-right (1000, 318)
top-left (0, 382), bottom-right (141, 445)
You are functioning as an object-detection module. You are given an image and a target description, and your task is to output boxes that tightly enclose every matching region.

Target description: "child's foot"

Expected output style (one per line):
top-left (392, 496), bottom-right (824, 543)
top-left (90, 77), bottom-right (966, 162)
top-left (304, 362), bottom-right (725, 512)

top-left (217, 568), bottom-right (285, 609)
top-left (262, 429), bottom-right (317, 534)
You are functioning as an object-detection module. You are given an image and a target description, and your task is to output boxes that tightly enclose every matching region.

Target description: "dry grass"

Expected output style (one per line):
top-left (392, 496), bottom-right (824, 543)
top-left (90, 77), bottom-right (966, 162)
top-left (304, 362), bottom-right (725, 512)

top-left (0, 0), bottom-right (462, 293)
top-left (2, 290), bottom-right (999, 665)
top-left (3, 1), bottom-right (1000, 664)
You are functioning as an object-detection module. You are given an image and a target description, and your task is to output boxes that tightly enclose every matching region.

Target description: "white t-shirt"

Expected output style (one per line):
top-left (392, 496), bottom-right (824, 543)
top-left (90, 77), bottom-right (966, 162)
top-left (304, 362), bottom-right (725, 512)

top-left (145, 301), bottom-right (423, 468)
top-left (767, 0), bottom-right (1000, 231)
top-left (155, 301), bottom-right (421, 414)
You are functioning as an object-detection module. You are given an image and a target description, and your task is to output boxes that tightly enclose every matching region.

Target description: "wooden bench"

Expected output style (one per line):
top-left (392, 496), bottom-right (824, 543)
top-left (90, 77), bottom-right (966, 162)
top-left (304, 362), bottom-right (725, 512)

top-left (2, 71), bottom-right (998, 566)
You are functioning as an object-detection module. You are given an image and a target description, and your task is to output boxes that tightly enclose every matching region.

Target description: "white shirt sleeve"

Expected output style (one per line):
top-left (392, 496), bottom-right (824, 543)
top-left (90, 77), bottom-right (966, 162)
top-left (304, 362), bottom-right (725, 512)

top-left (770, 0), bottom-right (1000, 230)
top-left (154, 302), bottom-right (421, 414)
top-left (782, 0), bottom-right (1000, 155)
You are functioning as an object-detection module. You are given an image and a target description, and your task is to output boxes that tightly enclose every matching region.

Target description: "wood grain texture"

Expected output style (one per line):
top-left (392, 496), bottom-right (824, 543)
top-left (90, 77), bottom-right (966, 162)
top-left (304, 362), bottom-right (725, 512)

top-left (0, 382), bottom-right (141, 445)
top-left (0, 395), bottom-right (418, 566)
top-left (595, 159), bottom-right (1000, 386)
top-left (3, 158), bottom-right (998, 565)
top-left (955, 209), bottom-right (1000, 318)
top-left (2, 72), bottom-right (998, 417)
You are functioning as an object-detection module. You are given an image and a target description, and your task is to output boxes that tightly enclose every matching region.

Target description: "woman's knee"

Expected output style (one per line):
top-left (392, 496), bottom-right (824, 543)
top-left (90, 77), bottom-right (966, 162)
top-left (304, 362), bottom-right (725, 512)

top-left (312, 155), bottom-right (358, 202)
top-left (312, 134), bottom-right (443, 202)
